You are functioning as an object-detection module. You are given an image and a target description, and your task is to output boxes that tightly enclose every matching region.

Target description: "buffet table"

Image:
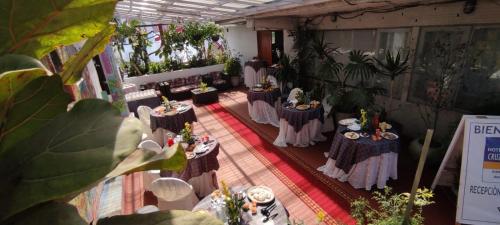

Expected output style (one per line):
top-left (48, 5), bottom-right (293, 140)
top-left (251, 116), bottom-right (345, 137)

top-left (318, 125), bottom-right (400, 190)
top-left (273, 104), bottom-right (327, 147)
top-left (247, 88), bottom-right (281, 127)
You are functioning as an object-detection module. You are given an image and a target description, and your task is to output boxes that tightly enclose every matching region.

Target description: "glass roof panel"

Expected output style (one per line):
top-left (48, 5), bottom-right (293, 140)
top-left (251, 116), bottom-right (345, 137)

top-left (183, 0), bottom-right (218, 5)
top-left (222, 3), bottom-right (251, 8)
top-left (173, 2), bottom-right (206, 8)
top-left (212, 7), bottom-right (237, 12)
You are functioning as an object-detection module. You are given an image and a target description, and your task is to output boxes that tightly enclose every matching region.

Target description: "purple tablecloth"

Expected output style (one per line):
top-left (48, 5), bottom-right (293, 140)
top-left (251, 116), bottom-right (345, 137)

top-left (161, 137), bottom-right (220, 181)
top-left (328, 126), bottom-right (400, 173)
top-left (279, 105), bottom-right (324, 132)
top-left (150, 105), bottom-right (198, 133)
top-left (127, 96), bottom-right (161, 117)
top-left (244, 60), bottom-right (267, 71)
top-left (247, 88), bottom-right (281, 106)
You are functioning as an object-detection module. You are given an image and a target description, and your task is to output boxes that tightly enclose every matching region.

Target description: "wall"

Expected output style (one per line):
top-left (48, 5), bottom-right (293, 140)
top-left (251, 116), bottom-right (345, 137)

top-left (224, 25), bottom-right (258, 65)
top-left (124, 64), bottom-right (224, 85)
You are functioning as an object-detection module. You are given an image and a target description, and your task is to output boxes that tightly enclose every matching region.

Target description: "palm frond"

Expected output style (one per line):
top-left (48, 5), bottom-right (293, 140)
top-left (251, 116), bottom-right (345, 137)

top-left (344, 50), bottom-right (378, 82)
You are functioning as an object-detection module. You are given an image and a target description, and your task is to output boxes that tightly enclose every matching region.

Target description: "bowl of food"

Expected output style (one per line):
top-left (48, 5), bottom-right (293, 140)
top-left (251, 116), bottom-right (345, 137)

top-left (247, 186), bottom-right (274, 205)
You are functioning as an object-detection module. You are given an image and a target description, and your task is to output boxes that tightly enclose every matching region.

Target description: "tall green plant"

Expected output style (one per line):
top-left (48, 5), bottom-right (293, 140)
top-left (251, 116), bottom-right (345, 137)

top-left (0, 1), bottom-right (222, 224)
top-left (275, 53), bottom-right (298, 87)
top-left (224, 55), bottom-right (242, 77)
top-left (374, 50), bottom-right (410, 114)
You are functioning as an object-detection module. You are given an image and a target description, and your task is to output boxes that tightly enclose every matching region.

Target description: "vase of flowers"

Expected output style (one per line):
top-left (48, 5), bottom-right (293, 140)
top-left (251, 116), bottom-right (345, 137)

top-left (199, 81), bottom-right (208, 92)
top-left (221, 181), bottom-right (245, 225)
top-left (162, 96), bottom-right (171, 111)
top-left (180, 122), bottom-right (195, 151)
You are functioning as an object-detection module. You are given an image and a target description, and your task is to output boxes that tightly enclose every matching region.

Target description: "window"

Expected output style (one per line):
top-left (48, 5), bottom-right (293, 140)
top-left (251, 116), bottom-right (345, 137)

top-left (408, 27), bottom-right (471, 104)
top-left (374, 29), bottom-right (410, 99)
top-left (455, 26), bottom-right (500, 111)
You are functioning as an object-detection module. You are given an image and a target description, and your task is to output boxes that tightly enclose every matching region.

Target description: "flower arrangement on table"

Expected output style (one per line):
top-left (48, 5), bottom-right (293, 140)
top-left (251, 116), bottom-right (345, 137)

top-left (161, 96), bottom-right (172, 111)
top-left (220, 181), bottom-right (246, 225)
top-left (199, 81), bottom-right (208, 92)
top-left (295, 90), bottom-right (306, 105)
top-left (180, 122), bottom-right (195, 145)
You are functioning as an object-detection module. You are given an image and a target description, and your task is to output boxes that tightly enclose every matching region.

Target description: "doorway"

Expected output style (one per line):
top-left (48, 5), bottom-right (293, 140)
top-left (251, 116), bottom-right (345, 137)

top-left (257, 30), bottom-right (284, 66)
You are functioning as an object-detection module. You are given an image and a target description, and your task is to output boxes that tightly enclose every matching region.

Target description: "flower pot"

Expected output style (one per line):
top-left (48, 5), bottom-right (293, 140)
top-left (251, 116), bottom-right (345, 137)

top-left (231, 76), bottom-right (240, 87)
top-left (408, 138), bottom-right (446, 168)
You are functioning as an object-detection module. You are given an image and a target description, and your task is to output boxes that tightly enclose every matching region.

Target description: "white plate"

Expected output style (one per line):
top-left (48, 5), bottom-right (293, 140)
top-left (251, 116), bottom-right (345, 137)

top-left (344, 132), bottom-right (360, 140)
top-left (339, 118), bottom-right (357, 126)
top-left (381, 132), bottom-right (399, 140)
top-left (347, 124), bottom-right (361, 131)
top-left (247, 186), bottom-right (274, 204)
top-left (194, 144), bottom-right (209, 154)
top-left (296, 104), bottom-right (310, 110)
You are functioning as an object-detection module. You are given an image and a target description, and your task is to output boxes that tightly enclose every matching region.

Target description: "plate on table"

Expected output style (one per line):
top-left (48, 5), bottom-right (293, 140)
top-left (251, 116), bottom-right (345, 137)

top-left (381, 132), bottom-right (399, 140)
top-left (165, 110), bottom-right (177, 116)
top-left (247, 186), bottom-right (275, 204)
top-left (194, 144), bottom-right (209, 154)
top-left (295, 104), bottom-right (310, 110)
top-left (344, 132), bottom-right (360, 140)
top-left (379, 122), bottom-right (392, 130)
top-left (339, 118), bottom-right (357, 126)
top-left (253, 87), bottom-right (264, 92)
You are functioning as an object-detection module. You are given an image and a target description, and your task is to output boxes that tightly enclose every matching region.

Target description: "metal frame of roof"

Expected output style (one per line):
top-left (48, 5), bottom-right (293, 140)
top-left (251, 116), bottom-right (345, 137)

top-left (114, 0), bottom-right (329, 24)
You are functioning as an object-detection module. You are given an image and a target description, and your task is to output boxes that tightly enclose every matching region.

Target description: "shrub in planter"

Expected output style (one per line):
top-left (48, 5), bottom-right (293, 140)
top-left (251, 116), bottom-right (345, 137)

top-left (224, 56), bottom-right (242, 87)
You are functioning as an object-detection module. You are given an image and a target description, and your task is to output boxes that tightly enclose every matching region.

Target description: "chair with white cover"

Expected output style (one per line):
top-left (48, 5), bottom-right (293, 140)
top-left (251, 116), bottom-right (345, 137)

top-left (287, 88), bottom-right (303, 103)
top-left (138, 140), bottom-right (163, 154)
top-left (137, 106), bottom-right (164, 146)
top-left (150, 178), bottom-right (199, 210)
top-left (267, 75), bottom-right (278, 87)
top-left (321, 96), bottom-right (335, 132)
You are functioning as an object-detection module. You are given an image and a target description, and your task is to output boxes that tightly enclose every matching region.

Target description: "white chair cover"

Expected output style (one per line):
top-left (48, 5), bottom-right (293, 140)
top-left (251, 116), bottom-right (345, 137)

top-left (321, 96), bottom-right (335, 133)
top-left (150, 178), bottom-right (199, 210)
top-left (137, 106), bottom-right (165, 146)
top-left (188, 171), bottom-right (218, 197)
top-left (273, 118), bottom-right (327, 147)
top-left (318, 152), bottom-right (398, 190)
top-left (247, 101), bottom-right (280, 127)
top-left (143, 170), bottom-right (161, 191)
top-left (244, 66), bottom-right (267, 88)
top-left (287, 88), bottom-right (303, 102)
top-left (135, 205), bottom-right (159, 214)
top-left (267, 75), bottom-right (278, 87)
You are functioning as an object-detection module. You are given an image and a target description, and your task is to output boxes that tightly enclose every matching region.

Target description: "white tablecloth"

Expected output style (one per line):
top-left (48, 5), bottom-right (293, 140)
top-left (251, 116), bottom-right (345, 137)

top-left (273, 118), bottom-right (327, 147)
top-left (244, 66), bottom-right (267, 88)
top-left (247, 100), bottom-right (280, 127)
top-left (317, 152), bottom-right (398, 190)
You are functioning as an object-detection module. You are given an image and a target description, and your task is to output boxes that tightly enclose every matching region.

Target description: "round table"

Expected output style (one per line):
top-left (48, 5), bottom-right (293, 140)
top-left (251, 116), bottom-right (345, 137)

top-left (161, 135), bottom-right (220, 197)
top-left (192, 186), bottom-right (289, 225)
top-left (318, 125), bottom-right (400, 190)
top-left (273, 104), bottom-right (326, 147)
top-left (150, 104), bottom-right (198, 134)
top-left (247, 88), bottom-right (281, 127)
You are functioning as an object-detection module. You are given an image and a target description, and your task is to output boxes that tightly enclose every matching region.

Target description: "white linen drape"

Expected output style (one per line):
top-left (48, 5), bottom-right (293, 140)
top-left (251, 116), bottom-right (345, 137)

top-left (318, 152), bottom-right (398, 190)
top-left (248, 100), bottom-right (280, 127)
top-left (244, 66), bottom-right (267, 88)
top-left (187, 171), bottom-right (218, 197)
top-left (273, 118), bottom-right (327, 147)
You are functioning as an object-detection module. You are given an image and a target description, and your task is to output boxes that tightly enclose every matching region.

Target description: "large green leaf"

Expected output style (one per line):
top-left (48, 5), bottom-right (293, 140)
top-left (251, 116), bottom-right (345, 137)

top-left (61, 25), bottom-right (115, 84)
top-left (106, 143), bottom-right (188, 179)
top-left (1, 201), bottom-right (87, 225)
top-left (0, 75), bottom-right (71, 156)
top-left (0, 99), bottom-right (143, 222)
top-left (0, 0), bottom-right (117, 58)
top-left (97, 210), bottom-right (223, 225)
top-left (0, 54), bottom-right (49, 74)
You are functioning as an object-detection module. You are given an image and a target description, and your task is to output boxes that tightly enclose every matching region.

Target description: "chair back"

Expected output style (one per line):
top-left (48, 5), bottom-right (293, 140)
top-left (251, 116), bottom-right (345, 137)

top-left (267, 75), bottom-right (278, 86)
top-left (138, 140), bottom-right (162, 154)
top-left (287, 88), bottom-right (303, 102)
top-left (137, 106), bottom-right (152, 126)
top-left (322, 96), bottom-right (333, 116)
top-left (150, 178), bottom-right (199, 210)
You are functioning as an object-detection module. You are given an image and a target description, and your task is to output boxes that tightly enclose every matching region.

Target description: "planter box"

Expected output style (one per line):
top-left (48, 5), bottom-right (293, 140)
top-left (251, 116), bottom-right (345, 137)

top-left (124, 64), bottom-right (224, 86)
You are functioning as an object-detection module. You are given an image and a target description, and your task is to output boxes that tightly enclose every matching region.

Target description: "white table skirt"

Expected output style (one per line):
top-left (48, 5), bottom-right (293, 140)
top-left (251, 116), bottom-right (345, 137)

top-left (317, 152), bottom-right (398, 190)
top-left (273, 118), bottom-right (327, 147)
top-left (244, 66), bottom-right (267, 88)
top-left (248, 100), bottom-right (280, 127)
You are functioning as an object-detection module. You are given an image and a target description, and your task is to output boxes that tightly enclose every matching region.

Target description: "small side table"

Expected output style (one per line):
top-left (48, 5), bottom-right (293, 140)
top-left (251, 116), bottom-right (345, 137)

top-left (191, 87), bottom-right (218, 105)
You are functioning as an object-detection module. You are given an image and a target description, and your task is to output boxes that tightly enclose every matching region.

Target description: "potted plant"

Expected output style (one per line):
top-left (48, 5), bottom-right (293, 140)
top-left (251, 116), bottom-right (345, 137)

top-left (180, 122), bottom-right (195, 148)
top-left (275, 53), bottom-right (298, 90)
top-left (224, 55), bottom-right (242, 87)
top-left (351, 187), bottom-right (434, 225)
top-left (409, 38), bottom-right (467, 167)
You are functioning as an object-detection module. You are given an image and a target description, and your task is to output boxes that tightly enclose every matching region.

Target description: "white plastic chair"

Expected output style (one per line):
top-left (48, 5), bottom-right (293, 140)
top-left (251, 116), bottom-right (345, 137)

top-left (150, 178), bottom-right (199, 210)
top-left (287, 88), bottom-right (303, 102)
top-left (321, 96), bottom-right (335, 132)
top-left (138, 140), bottom-right (163, 154)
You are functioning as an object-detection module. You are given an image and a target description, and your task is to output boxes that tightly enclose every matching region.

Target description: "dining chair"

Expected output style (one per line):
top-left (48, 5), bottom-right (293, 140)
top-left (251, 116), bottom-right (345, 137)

top-left (137, 105), bottom-right (165, 145)
top-left (150, 178), bottom-right (199, 210)
top-left (287, 88), bottom-right (303, 102)
top-left (267, 75), bottom-right (278, 86)
top-left (321, 96), bottom-right (335, 132)
top-left (138, 140), bottom-right (163, 154)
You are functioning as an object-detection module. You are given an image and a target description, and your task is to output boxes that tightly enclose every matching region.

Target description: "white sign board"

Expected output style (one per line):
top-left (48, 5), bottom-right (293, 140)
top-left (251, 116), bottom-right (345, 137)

top-left (457, 116), bottom-right (500, 225)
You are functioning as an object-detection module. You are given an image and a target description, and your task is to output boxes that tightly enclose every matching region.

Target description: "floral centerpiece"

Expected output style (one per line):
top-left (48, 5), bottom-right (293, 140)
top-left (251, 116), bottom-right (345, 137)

top-left (220, 181), bottom-right (245, 225)
top-left (162, 96), bottom-right (172, 111)
top-left (295, 91), bottom-right (305, 105)
top-left (180, 122), bottom-right (195, 146)
top-left (199, 81), bottom-right (208, 92)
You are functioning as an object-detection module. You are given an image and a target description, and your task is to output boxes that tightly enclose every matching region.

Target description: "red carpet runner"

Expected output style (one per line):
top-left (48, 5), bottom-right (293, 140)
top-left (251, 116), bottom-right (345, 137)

top-left (205, 103), bottom-right (355, 225)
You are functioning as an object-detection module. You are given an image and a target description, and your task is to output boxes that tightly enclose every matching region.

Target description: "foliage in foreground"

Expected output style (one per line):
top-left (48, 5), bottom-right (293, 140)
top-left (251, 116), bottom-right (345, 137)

top-left (0, 0), bottom-right (221, 224)
top-left (351, 187), bottom-right (434, 225)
